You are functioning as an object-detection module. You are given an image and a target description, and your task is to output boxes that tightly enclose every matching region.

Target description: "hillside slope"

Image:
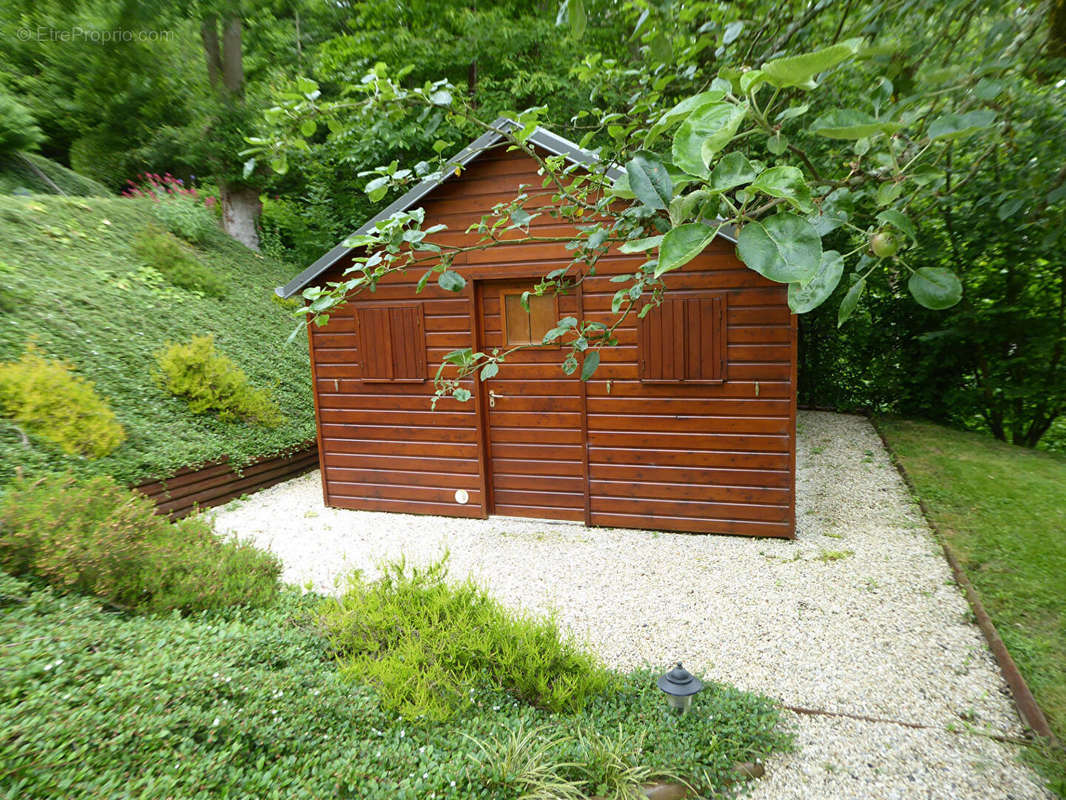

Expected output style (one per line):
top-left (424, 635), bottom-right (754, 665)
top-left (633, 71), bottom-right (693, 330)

top-left (0, 153), bottom-right (111, 197)
top-left (0, 194), bottom-right (315, 485)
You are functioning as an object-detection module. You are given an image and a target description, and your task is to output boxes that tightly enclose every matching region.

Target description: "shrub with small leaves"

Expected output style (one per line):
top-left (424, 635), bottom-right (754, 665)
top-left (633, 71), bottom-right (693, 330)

top-left (132, 225), bottom-right (226, 297)
top-left (0, 472), bottom-right (280, 614)
top-left (0, 346), bottom-right (125, 458)
top-left (124, 173), bottom-right (218, 243)
top-left (155, 335), bottom-right (281, 427)
top-left (320, 557), bottom-right (613, 721)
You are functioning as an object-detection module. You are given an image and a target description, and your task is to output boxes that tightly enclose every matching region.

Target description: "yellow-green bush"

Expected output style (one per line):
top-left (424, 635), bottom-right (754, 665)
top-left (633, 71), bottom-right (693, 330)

top-left (320, 558), bottom-right (613, 722)
top-left (0, 347), bottom-right (125, 458)
top-left (155, 335), bottom-right (281, 427)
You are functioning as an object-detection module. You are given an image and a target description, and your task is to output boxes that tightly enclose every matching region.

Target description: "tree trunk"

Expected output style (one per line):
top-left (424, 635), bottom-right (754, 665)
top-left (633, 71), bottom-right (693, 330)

top-left (221, 15), bottom-right (244, 96)
top-left (201, 15), bottom-right (222, 88)
top-left (220, 182), bottom-right (261, 250)
top-left (200, 12), bottom-right (260, 249)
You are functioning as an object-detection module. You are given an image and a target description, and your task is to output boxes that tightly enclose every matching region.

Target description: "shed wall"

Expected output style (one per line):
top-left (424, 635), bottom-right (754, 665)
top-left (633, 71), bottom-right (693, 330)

top-left (306, 147), bottom-right (796, 536)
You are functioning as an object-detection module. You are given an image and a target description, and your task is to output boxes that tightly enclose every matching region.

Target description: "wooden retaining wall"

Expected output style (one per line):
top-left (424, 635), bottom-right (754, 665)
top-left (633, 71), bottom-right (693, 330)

top-left (134, 444), bottom-right (319, 519)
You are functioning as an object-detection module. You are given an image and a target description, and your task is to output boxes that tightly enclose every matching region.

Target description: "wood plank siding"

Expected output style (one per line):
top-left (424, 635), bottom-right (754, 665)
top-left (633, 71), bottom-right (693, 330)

top-left (306, 146), bottom-right (796, 537)
top-left (134, 445), bottom-right (319, 519)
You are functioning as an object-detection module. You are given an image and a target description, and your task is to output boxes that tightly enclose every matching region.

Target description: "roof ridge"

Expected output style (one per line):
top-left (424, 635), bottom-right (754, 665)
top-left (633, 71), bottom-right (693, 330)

top-left (276, 120), bottom-right (728, 299)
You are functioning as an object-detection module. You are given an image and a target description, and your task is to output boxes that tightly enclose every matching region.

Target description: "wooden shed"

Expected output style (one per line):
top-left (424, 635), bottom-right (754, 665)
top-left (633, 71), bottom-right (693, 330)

top-left (278, 119), bottom-right (796, 538)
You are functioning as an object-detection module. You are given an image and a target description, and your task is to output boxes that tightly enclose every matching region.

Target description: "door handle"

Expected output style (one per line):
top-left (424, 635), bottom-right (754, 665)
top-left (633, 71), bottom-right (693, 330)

top-left (489, 390), bottom-right (504, 407)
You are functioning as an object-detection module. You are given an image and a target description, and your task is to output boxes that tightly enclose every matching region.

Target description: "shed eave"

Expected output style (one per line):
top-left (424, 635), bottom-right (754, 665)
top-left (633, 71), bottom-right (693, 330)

top-left (276, 117), bottom-right (736, 299)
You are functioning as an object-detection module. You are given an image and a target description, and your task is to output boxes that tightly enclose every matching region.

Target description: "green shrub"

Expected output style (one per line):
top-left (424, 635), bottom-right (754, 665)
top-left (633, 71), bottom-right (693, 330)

top-left (320, 557), bottom-right (613, 721)
top-left (0, 472), bottom-right (280, 614)
top-left (0, 91), bottom-right (43, 156)
top-left (132, 225), bottom-right (226, 297)
top-left (0, 346), bottom-right (125, 458)
top-left (152, 191), bottom-right (219, 243)
top-left (69, 132), bottom-right (128, 189)
top-left (155, 335), bottom-right (281, 427)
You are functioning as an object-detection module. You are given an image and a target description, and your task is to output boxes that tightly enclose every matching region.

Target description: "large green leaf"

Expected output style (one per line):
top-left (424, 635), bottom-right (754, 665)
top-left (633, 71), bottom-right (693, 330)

top-left (645, 90), bottom-right (726, 146)
top-left (928, 110), bottom-right (996, 140)
top-left (736, 213), bottom-right (822, 284)
top-left (438, 270), bottom-right (466, 292)
top-left (761, 38), bottom-right (864, 90)
top-left (710, 152), bottom-right (757, 192)
top-left (875, 209), bottom-right (916, 241)
top-left (907, 267), bottom-right (962, 309)
top-left (810, 109), bottom-right (900, 139)
top-left (655, 223), bottom-right (717, 278)
top-left (672, 102), bottom-right (747, 178)
top-left (749, 166), bottom-right (813, 212)
top-left (570, 0), bottom-right (587, 37)
top-left (365, 176), bottom-right (389, 202)
top-left (580, 350), bottom-right (601, 381)
top-left (788, 250), bottom-right (844, 313)
top-left (625, 151), bottom-right (673, 211)
top-left (837, 277), bottom-right (866, 327)
top-left (619, 235), bottom-right (662, 254)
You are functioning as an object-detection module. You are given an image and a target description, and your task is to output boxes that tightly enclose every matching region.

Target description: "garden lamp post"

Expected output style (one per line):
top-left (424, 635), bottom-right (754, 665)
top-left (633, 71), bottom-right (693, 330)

top-left (657, 663), bottom-right (703, 715)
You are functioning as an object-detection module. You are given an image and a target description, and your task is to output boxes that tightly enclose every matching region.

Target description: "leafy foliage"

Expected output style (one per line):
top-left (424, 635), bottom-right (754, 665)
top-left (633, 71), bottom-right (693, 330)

top-left (125, 173), bottom-right (219, 243)
top-left (0, 89), bottom-right (43, 155)
top-left (155, 335), bottom-right (281, 427)
top-left (0, 570), bottom-right (788, 800)
top-left (247, 0), bottom-right (1056, 406)
top-left (0, 346), bottom-right (124, 458)
top-left (132, 226), bottom-right (226, 297)
top-left (0, 472), bottom-right (280, 614)
top-left (320, 557), bottom-right (612, 722)
top-left (0, 194), bottom-right (313, 486)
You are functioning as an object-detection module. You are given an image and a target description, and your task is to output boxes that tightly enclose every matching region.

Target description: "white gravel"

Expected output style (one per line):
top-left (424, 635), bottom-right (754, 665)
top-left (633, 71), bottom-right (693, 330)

top-left (211, 410), bottom-right (1053, 799)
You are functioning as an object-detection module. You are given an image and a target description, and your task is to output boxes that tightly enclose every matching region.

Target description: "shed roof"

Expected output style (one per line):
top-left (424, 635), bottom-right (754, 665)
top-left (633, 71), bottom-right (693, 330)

top-left (277, 116), bottom-right (735, 299)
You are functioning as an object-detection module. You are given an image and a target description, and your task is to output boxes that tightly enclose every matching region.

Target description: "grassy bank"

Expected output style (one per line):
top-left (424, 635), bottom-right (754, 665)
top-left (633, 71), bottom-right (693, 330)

top-left (875, 417), bottom-right (1066, 795)
top-left (0, 193), bottom-right (314, 485)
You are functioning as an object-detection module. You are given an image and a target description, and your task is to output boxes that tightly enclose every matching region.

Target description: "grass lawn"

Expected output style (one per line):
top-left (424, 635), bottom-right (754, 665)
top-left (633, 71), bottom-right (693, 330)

top-left (0, 193), bottom-right (315, 486)
top-left (874, 416), bottom-right (1066, 795)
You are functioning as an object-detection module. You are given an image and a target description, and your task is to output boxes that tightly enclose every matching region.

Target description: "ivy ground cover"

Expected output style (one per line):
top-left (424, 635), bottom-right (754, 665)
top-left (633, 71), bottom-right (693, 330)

top-left (0, 194), bottom-right (315, 486)
top-left (0, 568), bottom-right (790, 800)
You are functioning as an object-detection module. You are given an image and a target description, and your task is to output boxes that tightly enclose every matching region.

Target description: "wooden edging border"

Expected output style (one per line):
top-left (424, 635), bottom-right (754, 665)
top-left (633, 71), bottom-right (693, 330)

top-left (867, 415), bottom-right (1058, 745)
top-left (133, 442), bottom-right (318, 520)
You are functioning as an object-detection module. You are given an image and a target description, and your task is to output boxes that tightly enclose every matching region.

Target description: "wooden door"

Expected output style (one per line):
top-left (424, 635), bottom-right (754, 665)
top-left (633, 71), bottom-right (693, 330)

top-left (476, 279), bottom-right (588, 521)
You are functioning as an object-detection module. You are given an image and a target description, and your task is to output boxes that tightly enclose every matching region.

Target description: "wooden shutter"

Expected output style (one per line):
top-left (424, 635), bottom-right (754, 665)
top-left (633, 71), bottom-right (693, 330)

top-left (638, 295), bottom-right (726, 383)
top-left (354, 305), bottom-right (426, 382)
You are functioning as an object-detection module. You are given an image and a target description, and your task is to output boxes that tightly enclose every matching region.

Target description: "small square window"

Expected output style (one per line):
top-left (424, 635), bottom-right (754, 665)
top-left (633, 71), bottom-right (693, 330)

top-left (501, 290), bottom-right (558, 346)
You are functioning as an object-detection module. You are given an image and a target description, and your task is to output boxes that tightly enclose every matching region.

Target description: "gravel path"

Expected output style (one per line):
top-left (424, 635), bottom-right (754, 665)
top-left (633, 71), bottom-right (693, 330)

top-left (212, 411), bottom-right (1052, 799)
